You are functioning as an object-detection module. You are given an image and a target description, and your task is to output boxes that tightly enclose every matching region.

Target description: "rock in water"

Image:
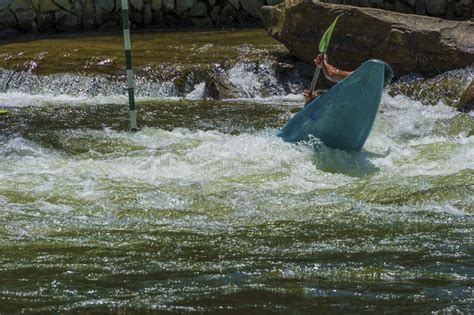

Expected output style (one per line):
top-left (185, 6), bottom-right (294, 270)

top-left (240, 0), bottom-right (265, 18)
top-left (457, 79), bottom-right (474, 112)
top-left (261, 1), bottom-right (474, 77)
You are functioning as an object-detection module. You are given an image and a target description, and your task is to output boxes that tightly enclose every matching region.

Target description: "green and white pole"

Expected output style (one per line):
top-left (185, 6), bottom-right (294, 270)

top-left (121, 0), bottom-right (137, 131)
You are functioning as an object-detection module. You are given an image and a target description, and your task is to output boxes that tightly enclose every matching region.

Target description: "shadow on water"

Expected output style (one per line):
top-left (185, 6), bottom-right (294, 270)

top-left (1, 100), bottom-right (383, 179)
top-left (310, 142), bottom-right (382, 178)
top-left (0, 100), bottom-right (293, 154)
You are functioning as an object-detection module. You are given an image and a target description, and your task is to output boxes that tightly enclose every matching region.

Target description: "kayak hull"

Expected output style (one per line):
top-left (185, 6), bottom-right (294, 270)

top-left (279, 59), bottom-right (385, 151)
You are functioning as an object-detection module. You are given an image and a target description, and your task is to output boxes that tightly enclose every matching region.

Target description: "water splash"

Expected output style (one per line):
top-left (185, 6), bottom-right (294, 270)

top-left (0, 31), bottom-right (473, 314)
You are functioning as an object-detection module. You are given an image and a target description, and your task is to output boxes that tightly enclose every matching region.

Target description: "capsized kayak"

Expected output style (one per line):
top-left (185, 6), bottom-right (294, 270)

top-left (279, 59), bottom-right (386, 151)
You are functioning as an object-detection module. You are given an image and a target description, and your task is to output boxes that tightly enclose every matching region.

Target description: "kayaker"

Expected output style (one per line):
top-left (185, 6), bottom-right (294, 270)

top-left (303, 54), bottom-right (347, 102)
top-left (304, 54), bottom-right (394, 102)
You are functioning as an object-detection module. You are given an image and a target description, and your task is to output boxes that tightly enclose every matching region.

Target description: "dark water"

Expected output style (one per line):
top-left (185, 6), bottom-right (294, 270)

top-left (0, 29), bottom-right (473, 314)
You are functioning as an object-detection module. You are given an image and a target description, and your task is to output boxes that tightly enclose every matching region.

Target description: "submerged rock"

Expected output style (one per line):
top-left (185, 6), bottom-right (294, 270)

top-left (457, 79), bottom-right (474, 112)
top-left (386, 69), bottom-right (473, 110)
top-left (261, 1), bottom-right (474, 77)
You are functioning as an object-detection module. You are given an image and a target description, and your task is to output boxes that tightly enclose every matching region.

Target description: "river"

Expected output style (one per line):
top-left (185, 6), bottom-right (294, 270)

top-left (0, 29), bottom-right (473, 313)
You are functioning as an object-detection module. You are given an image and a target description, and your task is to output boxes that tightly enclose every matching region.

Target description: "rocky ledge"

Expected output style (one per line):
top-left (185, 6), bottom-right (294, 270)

top-left (0, 0), bottom-right (285, 33)
top-left (261, 1), bottom-right (474, 77)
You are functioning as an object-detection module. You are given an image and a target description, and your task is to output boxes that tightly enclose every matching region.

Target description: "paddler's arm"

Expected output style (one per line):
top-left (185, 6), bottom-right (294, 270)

top-left (315, 54), bottom-right (353, 83)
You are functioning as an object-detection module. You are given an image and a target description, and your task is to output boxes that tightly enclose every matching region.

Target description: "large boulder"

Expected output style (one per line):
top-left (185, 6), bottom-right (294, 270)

top-left (261, 1), bottom-right (474, 77)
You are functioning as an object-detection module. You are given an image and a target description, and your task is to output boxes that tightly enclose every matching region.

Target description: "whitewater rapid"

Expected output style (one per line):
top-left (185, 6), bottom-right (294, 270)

top-left (0, 29), bottom-right (472, 313)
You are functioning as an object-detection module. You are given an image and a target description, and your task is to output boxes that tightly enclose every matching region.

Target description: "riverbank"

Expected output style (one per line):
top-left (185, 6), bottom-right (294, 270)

top-left (0, 0), bottom-right (471, 35)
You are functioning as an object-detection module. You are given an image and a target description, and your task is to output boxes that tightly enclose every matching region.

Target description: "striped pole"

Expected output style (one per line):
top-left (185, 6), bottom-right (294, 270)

top-left (121, 0), bottom-right (137, 131)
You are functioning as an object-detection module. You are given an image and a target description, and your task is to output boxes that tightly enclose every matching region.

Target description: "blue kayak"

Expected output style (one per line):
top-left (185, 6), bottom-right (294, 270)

top-left (279, 59), bottom-right (386, 151)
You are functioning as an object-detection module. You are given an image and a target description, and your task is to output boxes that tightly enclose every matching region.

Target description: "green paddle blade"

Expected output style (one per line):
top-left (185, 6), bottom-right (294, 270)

top-left (0, 109), bottom-right (8, 115)
top-left (319, 15), bottom-right (341, 53)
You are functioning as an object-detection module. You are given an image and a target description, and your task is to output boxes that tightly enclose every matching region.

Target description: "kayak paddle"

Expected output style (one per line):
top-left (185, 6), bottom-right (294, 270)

top-left (307, 14), bottom-right (342, 105)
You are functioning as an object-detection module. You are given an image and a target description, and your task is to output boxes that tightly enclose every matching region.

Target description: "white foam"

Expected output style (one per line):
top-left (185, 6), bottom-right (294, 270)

top-left (185, 82), bottom-right (206, 100)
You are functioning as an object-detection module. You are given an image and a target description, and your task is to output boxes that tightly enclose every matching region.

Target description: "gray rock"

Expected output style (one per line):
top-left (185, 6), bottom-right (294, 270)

top-left (240, 0), bottom-right (265, 18)
top-left (73, 1), bottom-right (84, 16)
top-left (204, 77), bottom-right (236, 100)
top-left (219, 3), bottom-right (236, 23)
top-left (261, 1), bottom-right (474, 77)
top-left (415, 0), bottom-right (426, 14)
top-left (10, 0), bottom-right (32, 11)
top-left (95, 0), bottom-right (115, 25)
top-left (207, 0), bottom-right (216, 6)
top-left (451, 2), bottom-right (464, 17)
top-left (38, 12), bottom-right (55, 31)
top-left (53, 0), bottom-right (73, 11)
top-left (151, 0), bottom-right (162, 11)
top-left (426, 0), bottom-right (447, 16)
top-left (99, 20), bottom-right (119, 30)
top-left (190, 2), bottom-right (208, 17)
top-left (37, 0), bottom-right (60, 12)
top-left (266, 0), bottom-right (283, 5)
top-left (82, 0), bottom-right (95, 29)
top-left (131, 10), bottom-right (143, 24)
top-left (83, 0), bottom-right (95, 14)
top-left (394, 1), bottom-right (413, 14)
top-left (16, 9), bottom-right (36, 32)
top-left (55, 10), bottom-right (80, 31)
top-left (162, 0), bottom-right (174, 11)
top-left (83, 17), bottom-right (96, 30)
top-left (0, 0), bottom-right (13, 10)
top-left (95, 0), bottom-right (114, 12)
top-left (152, 9), bottom-right (163, 24)
top-left (0, 9), bottom-right (16, 29)
top-left (191, 16), bottom-right (213, 26)
top-left (144, 3), bottom-right (152, 24)
top-left (163, 14), bottom-right (178, 25)
top-left (177, 0), bottom-right (195, 14)
top-left (457, 79), bottom-right (474, 112)
top-left (130, 0), bottom-right (144, 11)
top-left (229, 0), bottom-right (240, 10)
top-left (210, 4), bottom-right (220, 21)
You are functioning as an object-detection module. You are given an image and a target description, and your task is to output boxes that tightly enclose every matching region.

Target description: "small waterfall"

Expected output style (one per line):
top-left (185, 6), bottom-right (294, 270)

top-left (0, 51), bottom-right (309, 102)
top-left (0, 45), bottom-right (471, 108)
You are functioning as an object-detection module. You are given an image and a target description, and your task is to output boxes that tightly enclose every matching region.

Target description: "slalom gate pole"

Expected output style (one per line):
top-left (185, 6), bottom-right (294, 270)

top-left (121, 0), bottom-right (137, 131)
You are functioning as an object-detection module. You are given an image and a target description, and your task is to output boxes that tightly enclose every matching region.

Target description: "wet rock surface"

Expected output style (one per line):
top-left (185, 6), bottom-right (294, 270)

top-left (0, 29), bottom-right (309, 100)
top-left (261, 1), bottom-right (474, 77)
top-left (0, 0), bottom-right (472, 34)
top-left (386, 69), bottom-right (473, 110)
top-left (0, 0), bottom-right (285, 33)
top-left (457, 79), bottom-right (474, 112)
top-left (321, 0), bottom-right (473, 20)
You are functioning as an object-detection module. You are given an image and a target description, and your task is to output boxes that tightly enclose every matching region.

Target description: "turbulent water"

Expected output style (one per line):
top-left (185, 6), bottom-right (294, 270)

top-left (0, 29), bottom-right (473, 314)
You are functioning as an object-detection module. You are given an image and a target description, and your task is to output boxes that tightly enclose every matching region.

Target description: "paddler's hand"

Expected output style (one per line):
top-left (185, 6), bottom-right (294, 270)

top-left (314, 54), bottom-right (328, 69)
top-left (303, 90), bottom-right (318, 102)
